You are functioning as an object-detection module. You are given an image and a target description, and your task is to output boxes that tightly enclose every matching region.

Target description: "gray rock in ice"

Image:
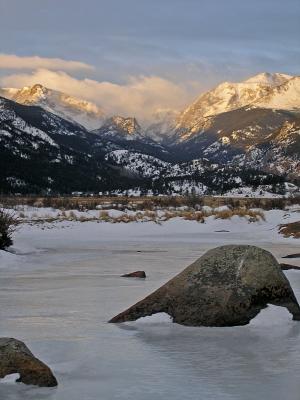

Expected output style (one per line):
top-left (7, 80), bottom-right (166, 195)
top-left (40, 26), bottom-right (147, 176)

top-left (109, 245), bottom-right (300, 327)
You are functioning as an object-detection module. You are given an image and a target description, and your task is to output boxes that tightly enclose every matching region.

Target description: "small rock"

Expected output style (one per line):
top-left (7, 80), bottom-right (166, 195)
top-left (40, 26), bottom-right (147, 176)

top-left (0, 338), bottom-right (58, 387)
top-left (121, 271), bottom-right (146, 278)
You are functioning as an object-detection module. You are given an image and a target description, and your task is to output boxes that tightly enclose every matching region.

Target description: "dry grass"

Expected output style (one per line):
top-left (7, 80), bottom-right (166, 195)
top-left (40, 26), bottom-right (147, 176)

top-left (5, 200), bottom-right (268, 225)
top-left (279, 221), bottom-right (300, 239)
top-left (113, 214), bottom-right (138, 223)
top-left (181, 211), bottom-right (205, 223)
top-left (214, 208), bottom-right (265, 222)
top-left (1, 195), bottom-right (299, 212)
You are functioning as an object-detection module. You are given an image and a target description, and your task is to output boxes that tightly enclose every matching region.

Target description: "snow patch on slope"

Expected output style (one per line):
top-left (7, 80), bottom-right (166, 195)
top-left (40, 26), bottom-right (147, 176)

top-left (1, 84), bottom-right (106, 130)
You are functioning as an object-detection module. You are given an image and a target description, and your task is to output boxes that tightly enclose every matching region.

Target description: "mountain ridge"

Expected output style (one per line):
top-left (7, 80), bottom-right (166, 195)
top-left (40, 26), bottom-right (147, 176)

top-left (0, 84), bottom-right (106, 130)
top-left (0, 72), bottom-right (299, 195)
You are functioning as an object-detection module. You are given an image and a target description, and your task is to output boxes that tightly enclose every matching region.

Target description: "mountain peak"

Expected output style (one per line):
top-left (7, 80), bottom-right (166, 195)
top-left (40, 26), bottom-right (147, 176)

top-left (0, 84), bottom-right (105, 129)
top-left (30, 83), bottom-right (48, 93)
top-left (16, 83), bottom-right (50, 103)
top-left (31, 83), bottom-right (46, 90)
top-left (175, 72), bottom-right (297, 132)
top-left (93, 115), bottom-right (143, 139)
top-left (107, 116), bottom-right (141, 135)
top-left (243, 72), bottom-right (293, 86)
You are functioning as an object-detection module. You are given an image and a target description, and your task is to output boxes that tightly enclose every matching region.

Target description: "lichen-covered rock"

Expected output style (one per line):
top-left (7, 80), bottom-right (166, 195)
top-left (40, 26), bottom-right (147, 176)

top-left (0, 338), bottom-right (58, 387)
top-left (109, 245), bottom-right (300, 327)
top-left (121, 271), bottom-right (146, 278)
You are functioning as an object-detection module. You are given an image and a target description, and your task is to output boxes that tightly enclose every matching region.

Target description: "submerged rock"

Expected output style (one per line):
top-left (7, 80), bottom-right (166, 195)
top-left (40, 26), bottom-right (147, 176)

top-left (282, 253), bottom-right (300, 259)
top-left (281, 263), bottom-right (300, 271)
top-left (121, 271), bottom-right (146, 278)
top-left (109, 245), bottom-right (300, 327)
top-left (0, 338), bottom-right (58, 387)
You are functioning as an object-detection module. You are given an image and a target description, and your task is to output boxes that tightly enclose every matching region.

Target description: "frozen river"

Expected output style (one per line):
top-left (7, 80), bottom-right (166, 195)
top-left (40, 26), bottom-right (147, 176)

top-left (0, 218), bottom-right (300, 399)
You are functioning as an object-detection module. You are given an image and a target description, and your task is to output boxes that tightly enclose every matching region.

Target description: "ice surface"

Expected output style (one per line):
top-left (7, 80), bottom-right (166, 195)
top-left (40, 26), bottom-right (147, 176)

top-left (0, 219), bottom-right (300, 399)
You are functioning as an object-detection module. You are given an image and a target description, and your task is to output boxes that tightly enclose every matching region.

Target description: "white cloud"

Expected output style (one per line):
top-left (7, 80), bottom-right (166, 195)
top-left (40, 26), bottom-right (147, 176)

top-left (1, 68), bottom-right (193, 121)
top-left (0, 54), bottom-right (94, 71)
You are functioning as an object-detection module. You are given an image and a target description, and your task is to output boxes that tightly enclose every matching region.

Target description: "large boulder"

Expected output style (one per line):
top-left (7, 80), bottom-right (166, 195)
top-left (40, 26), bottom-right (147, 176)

top-left (0, 338), bottom-right (57, 387)
top-left (109, 245), bottom-right (300, 327)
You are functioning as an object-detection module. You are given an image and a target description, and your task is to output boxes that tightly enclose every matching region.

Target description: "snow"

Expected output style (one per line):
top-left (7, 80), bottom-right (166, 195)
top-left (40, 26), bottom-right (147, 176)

top-left (0, 374), bottom-right (20, 384)
top-left (222, 186), bottom-right (284, 198)
top-left (0, 104), bottom-right (58, 147)
top-left (98, 116), bottom-right (142, 139)
top-left (257, 77), bottom-right (300, 111)
top-left (105, 149), bottom-right (169, 178)
top-left (129, 313), bottom-right (172, 325)
top-left (2, 84), bottom-right (105, 130)
top-left (249, 304), bottom-right (292, 327)
top-left (244, 72), bottom-right (292, 86)
top-left (174, 72), bottom-right (299, 149)
top-left (105, 150), bottom-right (169, 179)
top-left (0, 207), bottom-right (300, 399)
top-left (176, 74), bottom-right (288, 132)
top-left (0, 249), bottom-right (21, 267)
top-left (107, 209), bottom-right (126, 218)
top-left (5, 204), bottom-right (300, 230)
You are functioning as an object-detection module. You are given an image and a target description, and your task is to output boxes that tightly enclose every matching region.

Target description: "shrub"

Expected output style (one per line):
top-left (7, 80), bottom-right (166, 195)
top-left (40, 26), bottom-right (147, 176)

top-left (0, 209), bottom-right (18, 250)
top-left (99, 211), bottom-right (110, 222)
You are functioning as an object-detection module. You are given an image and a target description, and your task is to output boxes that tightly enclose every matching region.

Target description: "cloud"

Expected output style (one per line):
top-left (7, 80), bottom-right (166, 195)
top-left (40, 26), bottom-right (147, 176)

top-left (0, 54), bottom-right (94, 71)
top-left (1, 69), bottom-right (193, 121)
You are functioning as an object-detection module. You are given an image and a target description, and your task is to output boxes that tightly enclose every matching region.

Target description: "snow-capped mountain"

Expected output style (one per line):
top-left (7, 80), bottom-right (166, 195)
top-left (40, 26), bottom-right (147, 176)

top-left (0, 96), bottom-right (104, 193)
top-left (0, 84), bottom-right (105, 129)
top-left (104, 149), bottom-right (288, 196)
top-left (174, 72), bottom-right (294, 140)
top-left (0, 96), bottom-right (174, 193)
top-left (105, 150), bottom-right (170, 178)
top-left (174, 107), bottom-right (300, 179)
top-left (243, 72), bottom-right (292, 86)
top-left (94, 116), bottom-right (142, 139)
top-left (0, 72), bottom-right (299, 195)
top-left (105, 150), bottom-right (214, 179)
top-left (160, 72), bottom-right (300, 181)
top-left (255, 76), bottom-right (300, 111)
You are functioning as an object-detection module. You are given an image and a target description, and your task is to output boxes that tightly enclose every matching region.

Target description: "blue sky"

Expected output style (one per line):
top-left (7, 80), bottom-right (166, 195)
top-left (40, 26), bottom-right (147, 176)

top-left (0, 0), bottom-right (299, 118)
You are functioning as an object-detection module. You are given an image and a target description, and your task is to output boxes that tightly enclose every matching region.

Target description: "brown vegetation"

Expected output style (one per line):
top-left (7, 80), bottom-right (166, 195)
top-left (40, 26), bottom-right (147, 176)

top-left (1, 194), bottom-right (299, 212)
top-left (279, 221), bottom-right (300, 239)
top-left (214, 208), bottom-right (265, 222)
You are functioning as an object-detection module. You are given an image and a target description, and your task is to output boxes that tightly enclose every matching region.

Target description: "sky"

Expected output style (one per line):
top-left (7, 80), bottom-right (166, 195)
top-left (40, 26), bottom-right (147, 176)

top-left (0, 0), bottom-right (299, 120)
